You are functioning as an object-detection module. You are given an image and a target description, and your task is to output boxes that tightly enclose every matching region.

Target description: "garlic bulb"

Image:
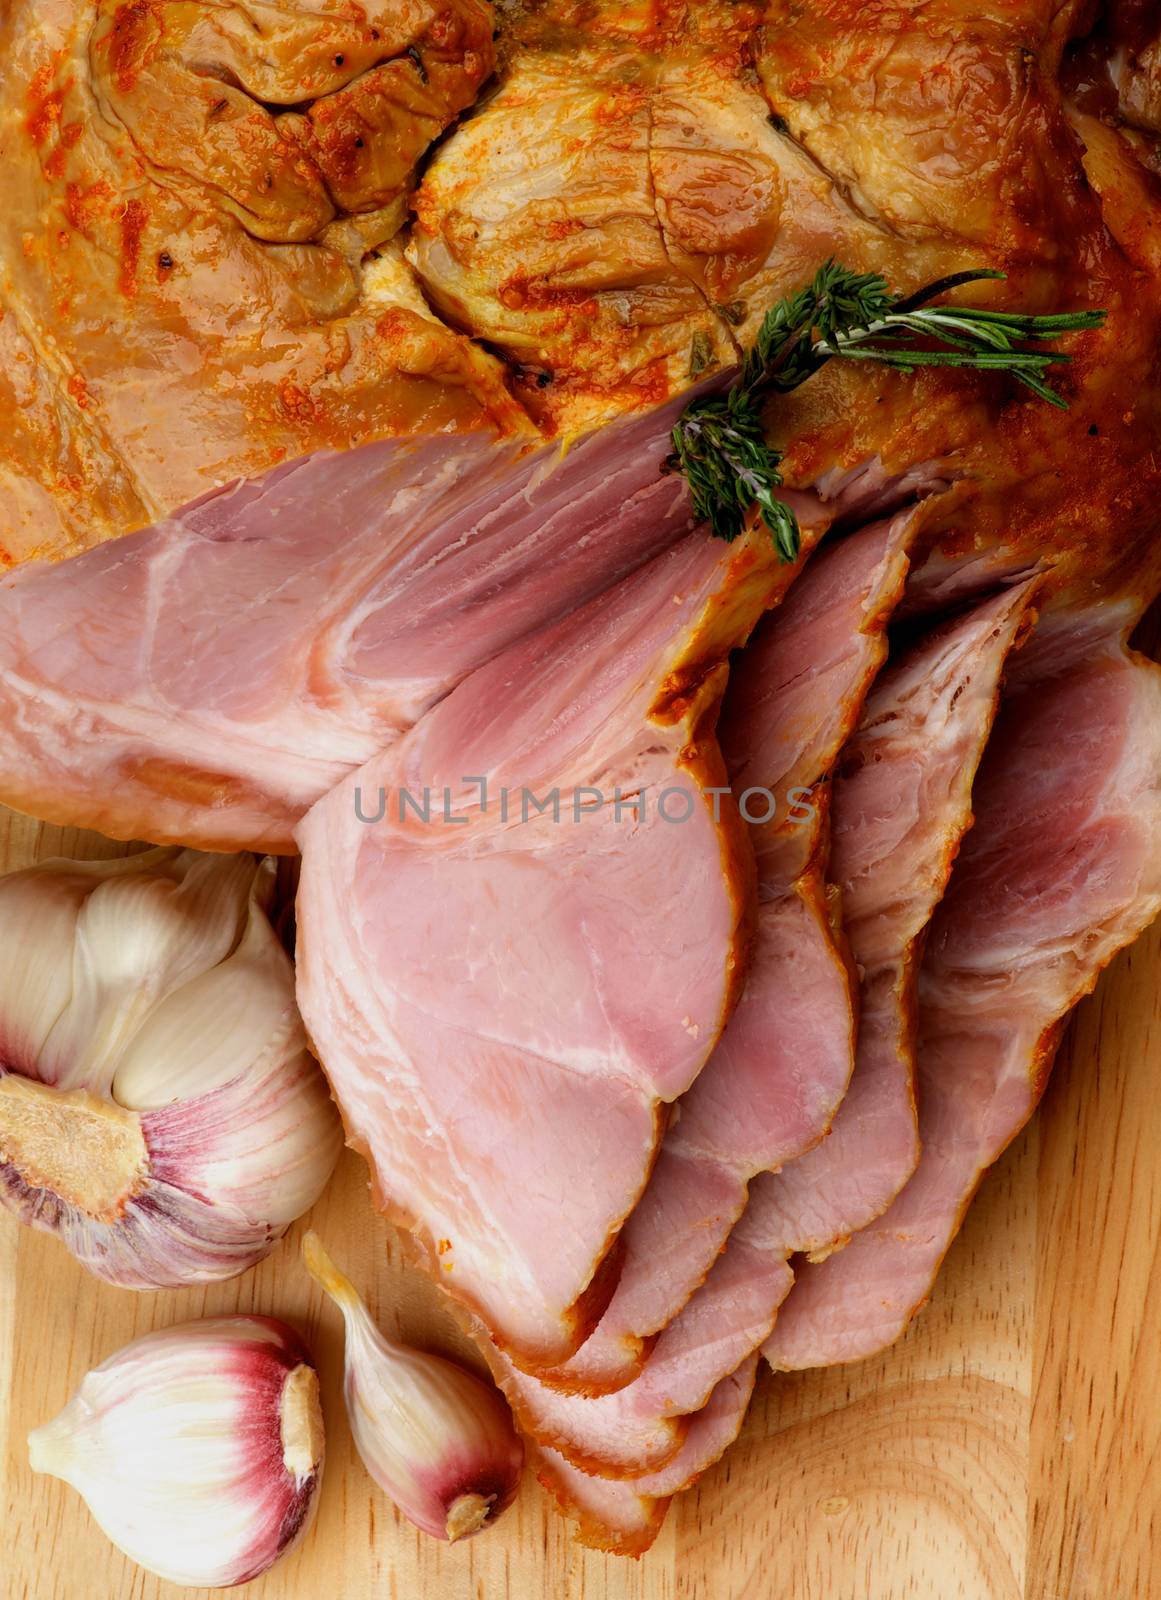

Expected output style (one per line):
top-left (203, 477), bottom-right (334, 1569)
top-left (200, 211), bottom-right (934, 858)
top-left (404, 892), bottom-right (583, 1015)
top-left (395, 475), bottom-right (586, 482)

top-left (0, 849), bottom-right (341, 1286)
top-left (29, 1315), bottom-right (324, 1588)
top-left (302, 1231), bottom-right (523, 1541)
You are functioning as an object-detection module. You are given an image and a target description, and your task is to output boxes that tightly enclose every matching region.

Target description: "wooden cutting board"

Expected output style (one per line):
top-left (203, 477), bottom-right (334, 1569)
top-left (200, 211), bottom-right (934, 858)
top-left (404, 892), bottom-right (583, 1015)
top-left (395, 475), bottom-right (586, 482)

top-left (1, 803), bottom-right (1158, 1600)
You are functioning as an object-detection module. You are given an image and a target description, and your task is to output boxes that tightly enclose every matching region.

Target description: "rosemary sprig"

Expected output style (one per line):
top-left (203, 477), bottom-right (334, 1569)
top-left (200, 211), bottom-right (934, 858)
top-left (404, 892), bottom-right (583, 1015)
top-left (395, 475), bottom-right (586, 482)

top-left (668, 261), bottom-right (1106, 556)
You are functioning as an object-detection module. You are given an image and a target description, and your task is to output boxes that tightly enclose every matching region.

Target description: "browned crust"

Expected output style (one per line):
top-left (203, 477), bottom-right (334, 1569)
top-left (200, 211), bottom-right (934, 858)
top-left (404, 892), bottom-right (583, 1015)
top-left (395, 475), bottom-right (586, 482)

top-left (338, 1115), bottom-right (636, 1368)
top-left (532, 1358), bottom-right (762, 1552)
top-left (533, 1456), bottom-right (671, 1558)
top-left (481, 1346), bottom-right (689, 1479)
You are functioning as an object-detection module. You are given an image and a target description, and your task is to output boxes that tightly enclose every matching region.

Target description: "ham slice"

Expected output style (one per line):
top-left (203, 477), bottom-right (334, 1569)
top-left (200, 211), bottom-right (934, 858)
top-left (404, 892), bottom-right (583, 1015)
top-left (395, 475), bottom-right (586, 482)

top-left (534, 1355), bottom-right (760, 1556)
top-left (507, 565), bottom-right (1040, 1532)
top-left (294, 508), bottom-right (824, 1366)
top-left (486, 1201), bottom-right (792, 1474)
top-left (0, 396), bottom-right (709, 853)
top-left (756, 578), bottom-right (1037, 1366)
top-left (535, 507), bottom-right (920, 1394)
top-left (766, 602), bottom-right (1161, 1369)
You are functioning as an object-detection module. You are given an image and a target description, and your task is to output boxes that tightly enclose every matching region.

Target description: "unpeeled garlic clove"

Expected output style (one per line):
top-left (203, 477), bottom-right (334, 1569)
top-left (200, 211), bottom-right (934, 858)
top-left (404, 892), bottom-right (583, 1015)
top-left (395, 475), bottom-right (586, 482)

top-left (0, 848), bottom-right (343, 1287)
top-left (302, 1231), bottom-right (523, 1541)
top-left (28, 1315), bottom-right (325, 1588)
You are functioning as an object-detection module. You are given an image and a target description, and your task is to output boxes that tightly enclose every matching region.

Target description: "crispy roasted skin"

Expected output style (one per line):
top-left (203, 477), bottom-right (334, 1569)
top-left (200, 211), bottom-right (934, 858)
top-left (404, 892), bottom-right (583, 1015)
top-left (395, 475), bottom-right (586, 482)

top-left (0, 0), bottom-right (525, 565)
top-left (755, 0), bottom-right (1161, 607)
top-left (410, 0), bottom-right (1161, 599)
top-left (3, 0), bottom-right (1160, 603)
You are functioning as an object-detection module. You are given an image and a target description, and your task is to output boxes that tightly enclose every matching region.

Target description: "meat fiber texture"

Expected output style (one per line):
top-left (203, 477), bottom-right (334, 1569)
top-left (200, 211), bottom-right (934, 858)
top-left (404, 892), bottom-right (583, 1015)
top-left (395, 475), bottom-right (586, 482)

top-left (0, 396), bottom-right (709, 851)
top-left (513, 573), bottom-right (1042, 1551)
top-left (525, 507), bottom-right (921, 1402)
top-left (755, 578), bottom-right (1038, 1365)
top-left (4, 0), bottom-right (1160, 864)
top-left (534, 1356), bottom-right (761, 1558)
top-left (767, 601), bottom-right (1161, 1369)
top-left (294, 507), bottom-right (825, 1366)
top-left (484, 1191), bottom-right (793, 1476)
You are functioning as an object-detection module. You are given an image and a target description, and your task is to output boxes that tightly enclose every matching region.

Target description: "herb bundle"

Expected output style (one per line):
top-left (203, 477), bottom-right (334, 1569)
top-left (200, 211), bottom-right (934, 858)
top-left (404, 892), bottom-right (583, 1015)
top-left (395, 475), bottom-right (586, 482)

top-left (668, 262), bottom-right (1106, 557)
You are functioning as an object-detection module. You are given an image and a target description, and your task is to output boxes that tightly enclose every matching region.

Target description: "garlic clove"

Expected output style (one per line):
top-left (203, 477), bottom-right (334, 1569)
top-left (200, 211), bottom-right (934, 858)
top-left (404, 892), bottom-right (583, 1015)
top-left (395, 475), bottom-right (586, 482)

top-left (148, 1042), bottom-right (342, 1231)
top-left (302, 1232), bottom-right (524, 1542)
top-left (50, 850), bottom-right (257, 1092)
top-left (28, 1315), bottom-right (325, 1589)
top-left (112, 879), bottom-right (299, 1110)
top-left (0, 865), bottom-right (88, 1073)
top-left (0, 849), bottom-right (342, 1287)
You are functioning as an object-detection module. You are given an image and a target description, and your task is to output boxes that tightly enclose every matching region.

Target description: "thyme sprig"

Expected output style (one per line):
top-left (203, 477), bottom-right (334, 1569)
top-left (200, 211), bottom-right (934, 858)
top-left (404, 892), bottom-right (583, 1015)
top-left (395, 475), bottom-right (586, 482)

top-left (668, 262), bottom-right (1106, 557)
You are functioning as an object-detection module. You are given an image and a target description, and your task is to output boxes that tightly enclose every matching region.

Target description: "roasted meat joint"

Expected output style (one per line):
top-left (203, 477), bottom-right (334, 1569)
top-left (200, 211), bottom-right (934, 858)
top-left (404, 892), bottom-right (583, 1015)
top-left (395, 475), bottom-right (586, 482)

top-left (1, 0), bottom-right (1160, 1580)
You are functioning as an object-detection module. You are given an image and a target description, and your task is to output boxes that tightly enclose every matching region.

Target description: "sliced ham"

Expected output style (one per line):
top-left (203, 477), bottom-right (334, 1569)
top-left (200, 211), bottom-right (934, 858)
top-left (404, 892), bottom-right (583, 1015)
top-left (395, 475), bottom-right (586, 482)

top-left (756, 578), bottom-right (1037, 1367)
top-left (767, 603), bottom-right (1161, 1369)
top-left (486, 1201), bottom-right (791, 1474)
top-left (0, 396), bottom-right (710, 853)
top-left (510, 567), bottom-right (1041, 1533)
top-left (294, 509), bottom-right (823, 1366)
top-left (535, 508), bottom-right (919, 1394)
top-left (534, 1355), bottom-right (760, 1557)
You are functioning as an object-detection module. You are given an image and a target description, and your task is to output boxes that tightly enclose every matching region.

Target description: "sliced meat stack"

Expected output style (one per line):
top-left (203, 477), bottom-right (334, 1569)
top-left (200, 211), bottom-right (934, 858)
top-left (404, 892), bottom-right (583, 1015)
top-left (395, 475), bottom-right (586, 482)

top-left (527, 572), bottom-right (1043, 1551)
top-left (524, 582), bottom-right (1161, 1556)
top-left (521, 508), bottom-right (922, 1399)
top-left (0, 396), bottom-right (712, 851)
top-left (294, 508), bottom-right (827, 1364)
top-left (466, 505), bottom-right (938, 1512)
top-left (768, 602), bottom-right (1161, 1369)
top-left (487, 1205), bottom-right (792, 1475)
top-left (760, 579), bottom-right (1041, 1353)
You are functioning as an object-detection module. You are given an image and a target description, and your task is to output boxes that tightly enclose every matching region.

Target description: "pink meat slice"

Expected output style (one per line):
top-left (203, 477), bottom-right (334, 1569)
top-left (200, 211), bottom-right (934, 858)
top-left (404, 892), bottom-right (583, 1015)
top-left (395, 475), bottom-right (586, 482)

top-left (486, 1200), bottom-right (792, 1474)
top-left (536, 508), bottom-right (919, 1394)
top-left (294, 508), bottom-right (824, 1367)
top-left (534, 1354), bottom-right (760, 1556)
top-left (766, 602), bottom-right (1161, 1369)
top-left (511, 576), bottom-right (1036, 1518)
top-left (0, 396), bottom-right (706, 853)
top-left (757, 579), bottom-right (1038, 1260)
top-left (525, 575), bottom-right (1051, 1542)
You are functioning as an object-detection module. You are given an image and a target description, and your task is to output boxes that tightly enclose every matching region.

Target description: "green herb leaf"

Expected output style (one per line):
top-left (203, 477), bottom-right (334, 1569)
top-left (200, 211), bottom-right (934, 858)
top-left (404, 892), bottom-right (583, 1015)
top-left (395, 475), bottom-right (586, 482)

top-left (670, 261), bottom-right (1106, 557)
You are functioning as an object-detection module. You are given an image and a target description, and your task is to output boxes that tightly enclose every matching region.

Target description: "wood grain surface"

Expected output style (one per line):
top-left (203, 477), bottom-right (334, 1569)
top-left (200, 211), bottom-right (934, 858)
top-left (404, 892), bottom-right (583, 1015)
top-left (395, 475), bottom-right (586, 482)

top-left (1, 804), bottom-right (1158, 1600)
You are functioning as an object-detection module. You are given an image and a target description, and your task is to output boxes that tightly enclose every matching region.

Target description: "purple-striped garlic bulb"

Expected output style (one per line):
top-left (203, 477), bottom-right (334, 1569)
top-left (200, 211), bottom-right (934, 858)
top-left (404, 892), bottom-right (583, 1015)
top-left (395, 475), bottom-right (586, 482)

top-left (28, 1315), bottom-right (324, 1588)
top-left (0, 848), bottom-right (341, 1286)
